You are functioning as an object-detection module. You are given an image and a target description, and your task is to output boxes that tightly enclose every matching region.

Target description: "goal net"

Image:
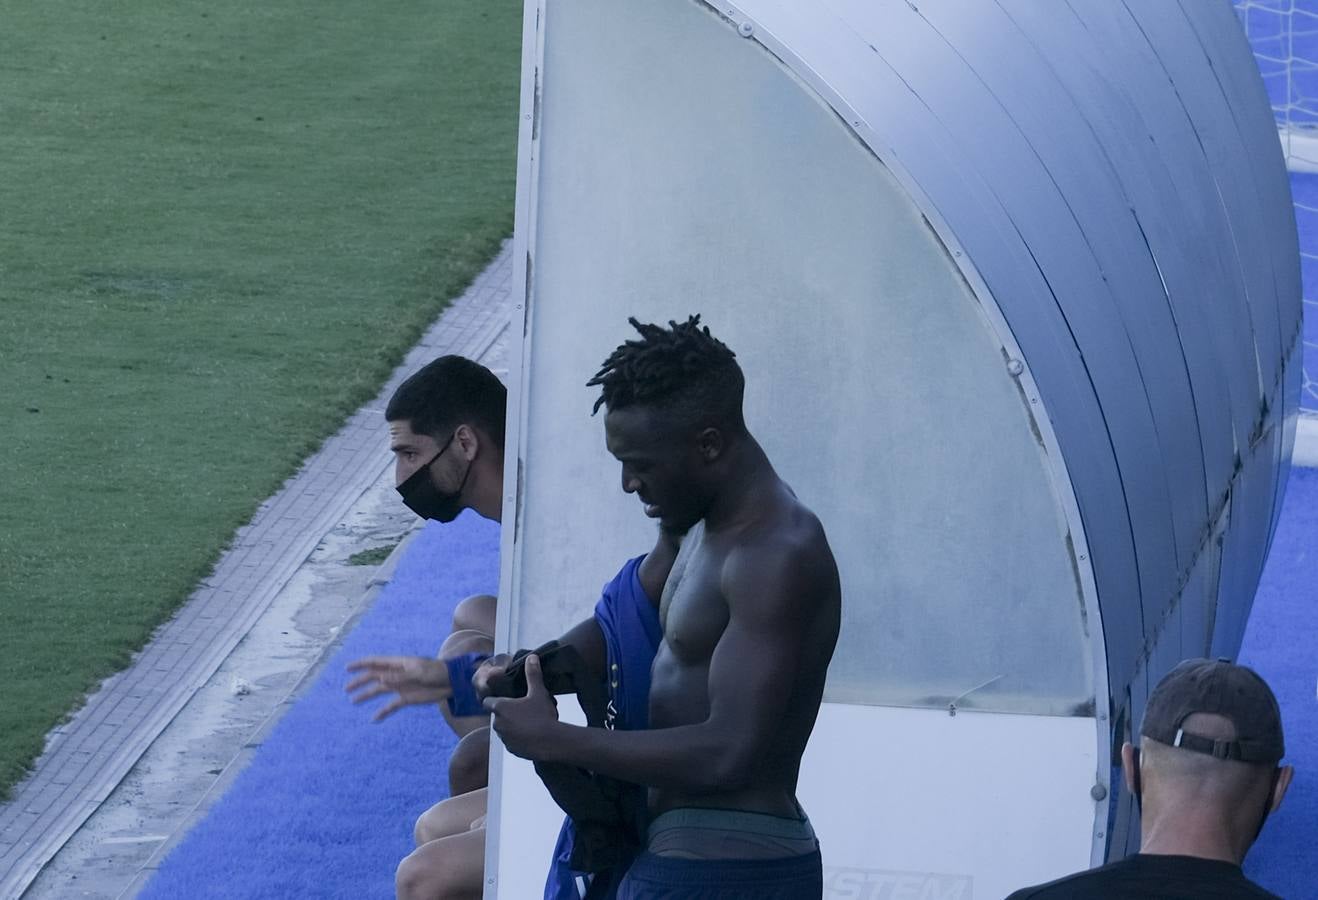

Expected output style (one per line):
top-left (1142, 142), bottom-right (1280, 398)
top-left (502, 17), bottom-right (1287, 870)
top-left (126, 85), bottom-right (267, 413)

top-left (1236, 0), bottom-right (1318, 423)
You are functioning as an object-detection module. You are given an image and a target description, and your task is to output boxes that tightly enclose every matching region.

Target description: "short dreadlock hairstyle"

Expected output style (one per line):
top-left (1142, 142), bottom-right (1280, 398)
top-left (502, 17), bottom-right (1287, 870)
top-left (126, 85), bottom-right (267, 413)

top-left (588, 315), bottom-right (745, 430)
top-left (387, 355), bottom-right (506, 447)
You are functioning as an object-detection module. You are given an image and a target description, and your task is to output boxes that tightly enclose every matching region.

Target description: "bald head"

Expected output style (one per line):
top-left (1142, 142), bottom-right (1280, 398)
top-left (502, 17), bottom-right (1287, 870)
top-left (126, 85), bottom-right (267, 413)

top-left (1128, 713), bottom-right (1292, 864)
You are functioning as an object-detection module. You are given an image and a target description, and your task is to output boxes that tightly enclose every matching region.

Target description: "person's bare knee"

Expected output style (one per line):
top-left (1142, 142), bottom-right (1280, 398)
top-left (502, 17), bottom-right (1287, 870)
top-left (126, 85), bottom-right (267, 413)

top-left (438, 629), bottom-right (493, 662)
top-left (451, 594), bottom-right (496, 637)
top-left (414, 802), bottom-right (454, 846)
top-left (448, 727), bottom-right (490, 796)
top-left (415, 789), bottom-right (488, 846)
top-left (414, 807), bottom-right (438, 847)
top-left (395, 850), bottom-right (437, 900)
top-left (396, 830), bottom-right (485, 900)
top-left (395, 849), bottom-right (477, 900)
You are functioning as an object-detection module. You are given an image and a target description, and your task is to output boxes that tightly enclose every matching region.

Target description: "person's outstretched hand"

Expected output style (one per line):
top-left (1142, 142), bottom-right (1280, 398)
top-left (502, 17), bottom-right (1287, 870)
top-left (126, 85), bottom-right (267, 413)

top-left (345, 655), bottom-right (452, 722)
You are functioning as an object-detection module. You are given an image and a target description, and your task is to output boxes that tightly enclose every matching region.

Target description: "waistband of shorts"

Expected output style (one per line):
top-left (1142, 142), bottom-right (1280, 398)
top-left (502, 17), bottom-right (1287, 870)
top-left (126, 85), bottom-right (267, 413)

top-left (647, 806), bottom-right (815, 842)
top-left (625, 847), bottom-right (822, 885)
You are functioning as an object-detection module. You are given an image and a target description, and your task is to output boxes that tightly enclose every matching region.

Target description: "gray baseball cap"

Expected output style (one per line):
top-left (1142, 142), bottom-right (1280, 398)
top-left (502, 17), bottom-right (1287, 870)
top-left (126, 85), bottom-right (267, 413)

top-left (1141, 658), bottom-right (1285, 764)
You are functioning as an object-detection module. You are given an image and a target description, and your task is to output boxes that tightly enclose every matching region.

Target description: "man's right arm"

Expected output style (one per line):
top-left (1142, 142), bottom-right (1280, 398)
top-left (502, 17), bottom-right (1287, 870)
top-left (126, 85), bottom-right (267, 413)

top-left (555, 617), bottom-right (607, 683)
top-left (490, 537), bottom-right (832, 792)
top-left (476, 528), bottom-right (678, 698)
top-left (472, 616), bottom-right (606, 701)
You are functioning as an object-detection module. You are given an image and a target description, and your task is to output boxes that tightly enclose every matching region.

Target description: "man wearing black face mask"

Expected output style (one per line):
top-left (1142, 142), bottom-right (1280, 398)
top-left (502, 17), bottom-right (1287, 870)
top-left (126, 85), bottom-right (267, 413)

top-left (387, 355), bottom-right (506, 528)
top-left (344, 357), bottom-right (510, 900)
top-left (347, 355), bottom-right (507, 790)
top-left (1006, 659), bottom-right (1293, 899)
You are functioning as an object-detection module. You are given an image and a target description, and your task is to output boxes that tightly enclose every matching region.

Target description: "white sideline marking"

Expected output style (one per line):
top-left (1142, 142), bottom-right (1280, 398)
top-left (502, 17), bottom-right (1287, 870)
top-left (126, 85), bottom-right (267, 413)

top-left (1282, 126), bottom-right (1318, 174)
top-left (1296, 414), bottom-right (1318, 468)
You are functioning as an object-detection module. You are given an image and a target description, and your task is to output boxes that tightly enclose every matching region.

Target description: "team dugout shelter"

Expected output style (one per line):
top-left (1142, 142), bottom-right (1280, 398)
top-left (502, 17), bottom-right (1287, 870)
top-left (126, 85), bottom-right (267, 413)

top-left (483, 1), bottom-right (1304, 896)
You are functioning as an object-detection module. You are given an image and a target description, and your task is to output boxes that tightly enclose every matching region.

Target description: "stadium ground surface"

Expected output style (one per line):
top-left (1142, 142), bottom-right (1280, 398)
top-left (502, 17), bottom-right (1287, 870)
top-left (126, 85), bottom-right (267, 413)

top-left (0, 0), bottom-right (520, 800)
top-left (2, 6), bottom-right (1315, 897)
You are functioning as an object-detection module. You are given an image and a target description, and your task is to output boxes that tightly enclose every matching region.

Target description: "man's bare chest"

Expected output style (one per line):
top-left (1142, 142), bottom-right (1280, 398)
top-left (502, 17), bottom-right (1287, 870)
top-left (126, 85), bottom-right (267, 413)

top-left (660, 551), bottom-right (729, 664)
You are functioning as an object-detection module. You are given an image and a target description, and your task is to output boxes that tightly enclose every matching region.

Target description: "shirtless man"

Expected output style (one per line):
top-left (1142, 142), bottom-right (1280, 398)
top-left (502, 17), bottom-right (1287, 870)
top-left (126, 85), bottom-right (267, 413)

top-left (485, 315), bottom-right (842, 898)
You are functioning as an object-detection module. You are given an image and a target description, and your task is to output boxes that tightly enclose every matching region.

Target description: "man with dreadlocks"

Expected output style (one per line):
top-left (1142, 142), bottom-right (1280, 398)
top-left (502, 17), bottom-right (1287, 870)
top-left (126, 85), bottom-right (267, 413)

top-left (484, 315), bottom-right (842, 899)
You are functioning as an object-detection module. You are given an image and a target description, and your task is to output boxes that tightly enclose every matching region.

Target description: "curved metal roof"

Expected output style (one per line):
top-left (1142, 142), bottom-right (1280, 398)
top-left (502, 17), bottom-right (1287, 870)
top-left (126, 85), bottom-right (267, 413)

top-left (715, 0), bottom-right (1301, 710)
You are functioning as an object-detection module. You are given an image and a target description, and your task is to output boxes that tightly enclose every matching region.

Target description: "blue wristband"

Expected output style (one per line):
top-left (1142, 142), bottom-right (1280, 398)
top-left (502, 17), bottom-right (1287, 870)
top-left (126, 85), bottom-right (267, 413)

top-left (445, 651), bottom-right (491, 717)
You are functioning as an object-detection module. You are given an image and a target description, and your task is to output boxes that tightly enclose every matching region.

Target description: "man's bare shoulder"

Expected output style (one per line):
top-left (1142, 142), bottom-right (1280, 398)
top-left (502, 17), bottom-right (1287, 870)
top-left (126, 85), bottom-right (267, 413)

top-left (745, 489), bottom-right (834, 559)
top-left (719, 496), bottom-right (839, 616)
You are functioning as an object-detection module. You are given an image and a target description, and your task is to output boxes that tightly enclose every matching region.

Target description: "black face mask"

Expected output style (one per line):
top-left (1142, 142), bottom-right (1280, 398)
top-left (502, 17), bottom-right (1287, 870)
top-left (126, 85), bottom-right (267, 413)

top-left (396, 432), bottom-right (471, 523)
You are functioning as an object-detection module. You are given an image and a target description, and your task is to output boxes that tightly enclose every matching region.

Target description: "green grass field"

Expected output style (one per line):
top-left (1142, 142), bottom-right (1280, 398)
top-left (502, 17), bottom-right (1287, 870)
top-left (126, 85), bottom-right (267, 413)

top-left (0, 0), bottom-right (520, 797)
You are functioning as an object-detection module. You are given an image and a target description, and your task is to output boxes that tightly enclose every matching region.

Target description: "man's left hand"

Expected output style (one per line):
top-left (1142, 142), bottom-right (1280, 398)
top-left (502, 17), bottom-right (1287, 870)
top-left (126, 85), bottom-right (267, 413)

top-left (484, 653), bottom-right (561, 760)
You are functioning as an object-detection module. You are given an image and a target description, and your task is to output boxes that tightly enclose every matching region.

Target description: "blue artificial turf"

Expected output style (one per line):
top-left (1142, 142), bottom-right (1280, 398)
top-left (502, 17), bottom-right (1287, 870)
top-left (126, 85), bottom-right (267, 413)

top-left (1240, 466), bottom-right (1318, 897)
top-left (138, 512), bottom-right (500, 900)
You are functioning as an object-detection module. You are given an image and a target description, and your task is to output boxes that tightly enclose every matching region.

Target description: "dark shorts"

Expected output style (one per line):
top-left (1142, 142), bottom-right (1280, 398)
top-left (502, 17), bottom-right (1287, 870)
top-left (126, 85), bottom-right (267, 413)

top-left (615, 848), bottom-right (823, 899)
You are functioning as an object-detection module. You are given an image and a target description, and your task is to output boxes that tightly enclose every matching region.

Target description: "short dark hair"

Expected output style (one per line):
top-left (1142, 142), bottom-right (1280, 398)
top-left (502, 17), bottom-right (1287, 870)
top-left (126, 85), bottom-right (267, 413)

top-left (386, 356), bottom-right (506, 447)
top-left (588, 315), bottom-right (744, 429)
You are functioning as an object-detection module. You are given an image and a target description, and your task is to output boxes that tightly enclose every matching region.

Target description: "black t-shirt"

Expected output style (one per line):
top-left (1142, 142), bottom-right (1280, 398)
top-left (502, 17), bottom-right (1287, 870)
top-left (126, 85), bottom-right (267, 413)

top-left (1004, 854), bottom-right (1281, 899)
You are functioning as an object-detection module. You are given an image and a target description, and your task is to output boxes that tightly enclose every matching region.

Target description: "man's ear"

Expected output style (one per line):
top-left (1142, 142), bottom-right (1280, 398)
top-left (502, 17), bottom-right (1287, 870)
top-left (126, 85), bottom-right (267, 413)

top-left (1270, 765), bottom-right (1294, 813)
top-left (696, 426), bottom-right (724, 463)
top-left (454, 424), bottom-right (480, 461)
top-left (1121, 742), bottom-right (1138, 796)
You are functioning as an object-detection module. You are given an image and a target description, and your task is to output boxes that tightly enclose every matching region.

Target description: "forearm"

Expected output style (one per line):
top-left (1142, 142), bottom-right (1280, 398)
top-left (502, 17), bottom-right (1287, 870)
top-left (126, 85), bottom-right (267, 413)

top-left (553, 618), bottom-right (607, 687)
top-left (543, 720), bottom-right (748, 793)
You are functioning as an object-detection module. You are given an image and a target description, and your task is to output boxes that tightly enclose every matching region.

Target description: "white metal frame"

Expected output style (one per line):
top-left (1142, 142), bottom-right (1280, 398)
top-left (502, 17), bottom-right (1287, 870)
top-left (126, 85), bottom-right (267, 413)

top-left (483, 0), bottom-right (547, 893)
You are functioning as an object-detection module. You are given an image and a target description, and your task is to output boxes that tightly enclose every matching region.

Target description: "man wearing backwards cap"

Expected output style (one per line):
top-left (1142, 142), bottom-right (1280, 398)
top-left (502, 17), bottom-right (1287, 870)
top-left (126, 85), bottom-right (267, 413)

top-left (1007, 658), bottom-right (1293, 899)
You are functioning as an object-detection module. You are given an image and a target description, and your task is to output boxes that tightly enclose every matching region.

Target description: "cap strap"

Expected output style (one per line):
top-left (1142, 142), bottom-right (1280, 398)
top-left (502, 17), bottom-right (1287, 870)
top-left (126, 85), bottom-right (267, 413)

top-left (1173, 728), bottom-right (1243, 760)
